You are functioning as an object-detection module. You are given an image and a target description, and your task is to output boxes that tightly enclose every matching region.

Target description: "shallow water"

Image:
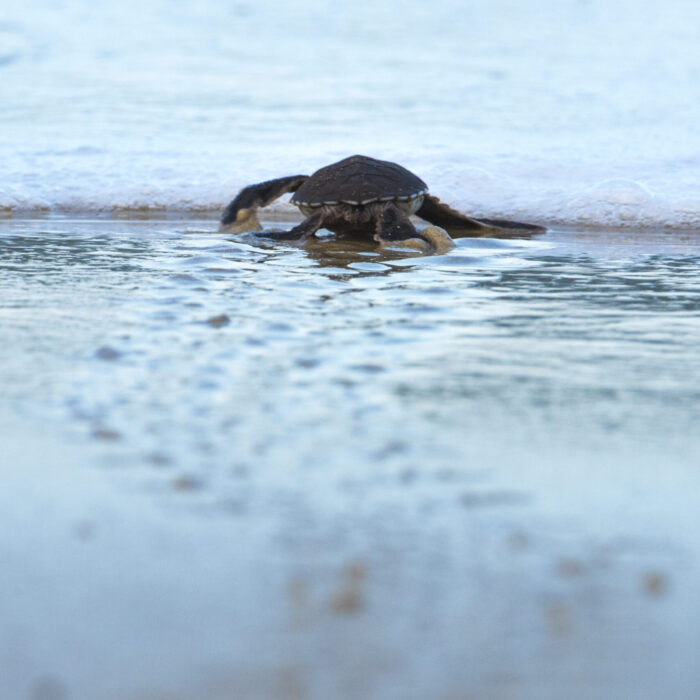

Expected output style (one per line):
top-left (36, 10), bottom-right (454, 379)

top-left (2, 219), bottom-right (699, 699)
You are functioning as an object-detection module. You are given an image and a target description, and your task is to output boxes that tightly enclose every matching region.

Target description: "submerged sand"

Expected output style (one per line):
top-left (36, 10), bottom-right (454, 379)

top-left (1, 219), bottom-right (699, 700)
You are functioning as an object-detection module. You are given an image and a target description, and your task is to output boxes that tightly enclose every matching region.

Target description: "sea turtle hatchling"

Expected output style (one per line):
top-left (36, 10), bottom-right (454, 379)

top-left (220, 155), bottom-right (545, 252)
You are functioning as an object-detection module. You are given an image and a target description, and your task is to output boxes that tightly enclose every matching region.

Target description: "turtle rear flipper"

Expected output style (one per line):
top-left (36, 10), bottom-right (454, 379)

top-left (220, 174), bottom-right (308, 229)
top-left (417, 194), bottom-right (545, 237)
top-left (374, 201), bottom-right (453, 253)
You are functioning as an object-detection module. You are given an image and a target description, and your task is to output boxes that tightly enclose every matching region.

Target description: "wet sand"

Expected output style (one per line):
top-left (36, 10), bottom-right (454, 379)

top-left (1, 219), bottom-right (699, 700)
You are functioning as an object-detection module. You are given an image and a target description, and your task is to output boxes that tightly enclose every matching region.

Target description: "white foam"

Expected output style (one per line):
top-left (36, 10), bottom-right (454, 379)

top-left (3, 0), bottom-right (700, 229)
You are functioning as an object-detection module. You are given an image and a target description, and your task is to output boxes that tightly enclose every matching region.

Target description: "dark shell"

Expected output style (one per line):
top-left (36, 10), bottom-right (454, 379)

top-left (291, 155), bottom-right (428, 207)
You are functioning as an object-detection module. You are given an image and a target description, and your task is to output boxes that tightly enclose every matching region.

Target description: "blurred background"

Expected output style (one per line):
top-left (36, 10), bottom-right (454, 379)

top-left (2, 0), bottom-right (700, 226)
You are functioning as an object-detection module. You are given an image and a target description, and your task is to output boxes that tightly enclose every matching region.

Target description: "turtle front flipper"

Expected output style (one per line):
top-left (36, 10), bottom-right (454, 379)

top-left (416, 194), bottom-right (546, 237)
top-left (220, 174), bottom-right (309, 230)
top-left (374, 202), bottom-right (453, 253)
top-left (256, 212), bottom-right (325, 241)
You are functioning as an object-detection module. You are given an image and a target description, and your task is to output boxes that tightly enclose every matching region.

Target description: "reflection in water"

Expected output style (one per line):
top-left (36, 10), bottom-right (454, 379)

top-left (1, 219), bottom-right (700, 700)
top-left (2, 220), bottom-right (699, 503)
top-left (2, 220), bottom-right (699, 499)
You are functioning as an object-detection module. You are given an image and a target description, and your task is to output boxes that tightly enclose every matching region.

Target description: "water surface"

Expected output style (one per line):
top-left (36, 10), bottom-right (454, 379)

top-left (1, 219), bottom-right (699, 699)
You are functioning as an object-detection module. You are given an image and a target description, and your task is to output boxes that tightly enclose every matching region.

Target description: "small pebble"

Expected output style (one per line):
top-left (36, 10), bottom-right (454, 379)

top-left (331, 587), bottom-right (363, 614)
top-left (351, 363), bottom-right (385, 374)
top-left (643, 571), bottom-right (668, 597)
top-left (295, 357), bottom-right (319, 368)
top-left (92, 427), bottom-right (121, 441)
top-left (95, 346), bottom-right (121, 361)
top-left (330, 561), bottom-right (367, 615)
top-left (206, 314), bottom-right (231, 328)
top-left (557, 558), bottom-right (585, 578)
top-left (172, 474), bottom-right (204, 492)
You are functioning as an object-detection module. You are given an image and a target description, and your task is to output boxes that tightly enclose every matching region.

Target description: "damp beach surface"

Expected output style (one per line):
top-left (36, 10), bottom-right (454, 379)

top-left (1, 218), bottom-right (699, 700)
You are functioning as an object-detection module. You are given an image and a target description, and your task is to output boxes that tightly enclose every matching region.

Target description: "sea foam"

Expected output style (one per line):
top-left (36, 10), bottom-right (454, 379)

top-left (3, 0), bottom-right (700, 229)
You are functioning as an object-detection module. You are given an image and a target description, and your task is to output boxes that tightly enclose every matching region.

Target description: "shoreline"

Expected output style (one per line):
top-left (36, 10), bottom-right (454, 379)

top-left (1, 212), bottom-right (700, 237)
